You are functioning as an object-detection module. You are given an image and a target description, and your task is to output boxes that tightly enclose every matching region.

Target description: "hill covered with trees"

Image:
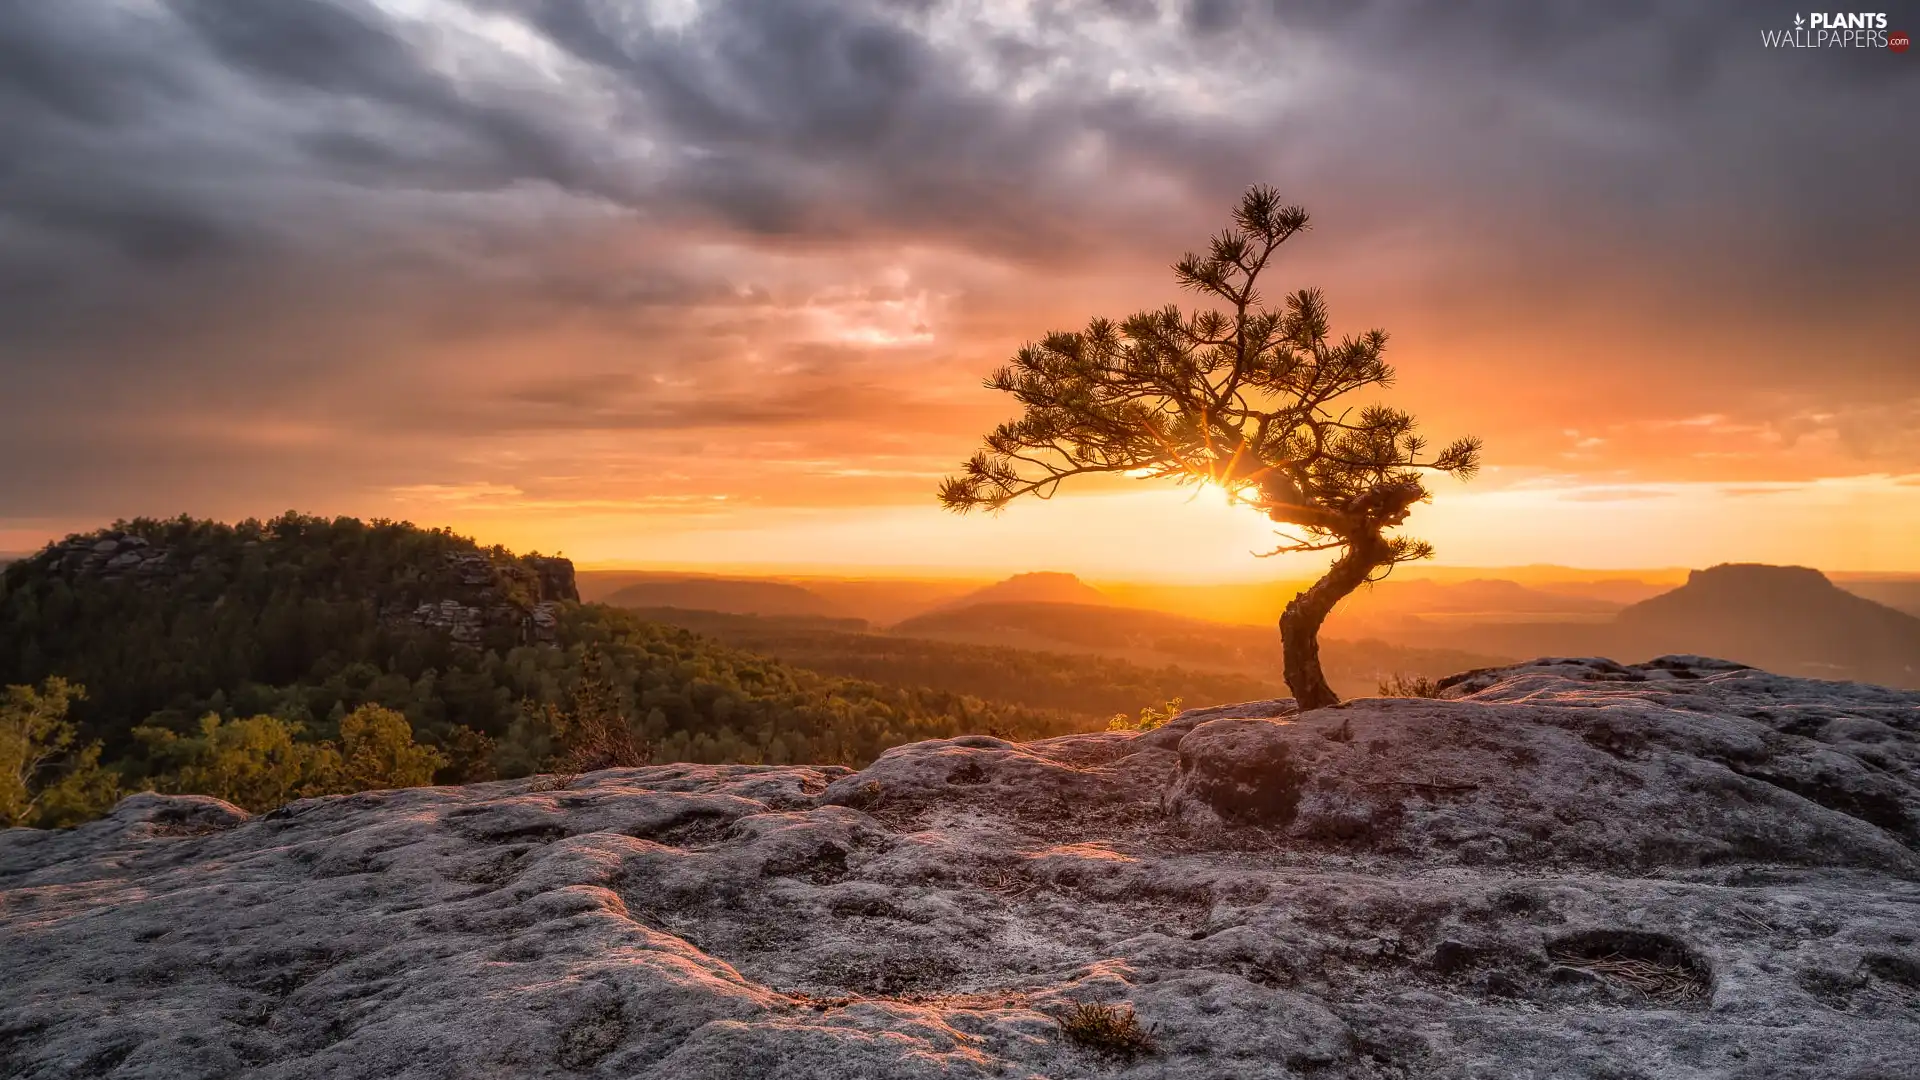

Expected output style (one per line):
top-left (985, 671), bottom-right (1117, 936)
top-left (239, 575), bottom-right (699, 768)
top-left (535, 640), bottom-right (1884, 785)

top-left (0, 515), bottom-right (1088, 825)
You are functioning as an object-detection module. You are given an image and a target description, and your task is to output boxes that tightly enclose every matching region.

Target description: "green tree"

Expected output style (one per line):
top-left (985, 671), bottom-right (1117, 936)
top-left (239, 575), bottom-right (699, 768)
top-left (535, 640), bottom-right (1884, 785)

top-left (0, 678), bottom-right (120, 828)
top-left (337, 704), bottom-right (447, 791)
top-left (135, 714), bottom-right (342, 813)
top-left (940, 186), bottom-right (1482, 710)
top-left (537, 648), bottom-right (651, 780)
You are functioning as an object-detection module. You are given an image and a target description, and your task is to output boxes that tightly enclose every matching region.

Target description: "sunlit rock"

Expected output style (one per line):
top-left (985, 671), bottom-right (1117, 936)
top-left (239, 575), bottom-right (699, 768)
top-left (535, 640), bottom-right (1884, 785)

top-left (3, 658), bottom-right (1915, 1078)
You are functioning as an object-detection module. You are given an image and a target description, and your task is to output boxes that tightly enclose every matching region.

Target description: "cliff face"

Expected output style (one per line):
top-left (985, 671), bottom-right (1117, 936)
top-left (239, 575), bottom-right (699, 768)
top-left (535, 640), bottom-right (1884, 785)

top-left (387, 549), bottom-right (578, 646)
top-left (2, 656), bottom-right (1916, 1079)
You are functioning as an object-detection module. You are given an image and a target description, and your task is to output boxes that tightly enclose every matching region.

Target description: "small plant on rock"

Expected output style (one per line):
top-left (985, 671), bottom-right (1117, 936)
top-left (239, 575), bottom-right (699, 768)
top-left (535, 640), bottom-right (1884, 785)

top-left (1376, 673), bottom-right (1442, 698)
top-left (1107, 697), bottom-right (1184, 733)
top-left (1056, 1002), bottom-right (1156, 1061)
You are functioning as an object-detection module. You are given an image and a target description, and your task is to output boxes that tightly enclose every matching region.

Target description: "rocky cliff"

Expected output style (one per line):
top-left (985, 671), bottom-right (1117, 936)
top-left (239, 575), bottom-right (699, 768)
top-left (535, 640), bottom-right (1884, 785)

top-left (2, 657), bottom-right (1916, 1078)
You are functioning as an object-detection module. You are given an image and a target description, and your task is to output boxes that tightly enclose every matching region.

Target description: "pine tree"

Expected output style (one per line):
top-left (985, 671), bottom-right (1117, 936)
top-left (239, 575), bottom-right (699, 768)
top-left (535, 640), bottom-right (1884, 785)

top-left (940, 186), bottom-right (1482, 710)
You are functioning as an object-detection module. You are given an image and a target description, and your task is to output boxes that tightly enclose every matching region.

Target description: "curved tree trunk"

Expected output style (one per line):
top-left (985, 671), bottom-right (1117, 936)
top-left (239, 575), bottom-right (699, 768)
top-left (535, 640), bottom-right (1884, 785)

top-left (1279, 532), bottom-right (1387, 711)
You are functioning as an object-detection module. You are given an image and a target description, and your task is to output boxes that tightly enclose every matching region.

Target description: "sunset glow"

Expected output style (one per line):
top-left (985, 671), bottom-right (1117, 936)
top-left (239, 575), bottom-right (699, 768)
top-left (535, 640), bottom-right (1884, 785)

top-left (1, 1), bottom-right (1914, 578)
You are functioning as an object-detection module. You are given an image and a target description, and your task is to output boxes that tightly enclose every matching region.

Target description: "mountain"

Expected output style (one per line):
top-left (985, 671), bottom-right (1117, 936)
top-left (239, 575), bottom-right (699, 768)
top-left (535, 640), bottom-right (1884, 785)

top-left (577, 571), bottom-right (980, 624)
top-left (787, 578), bottom-right (981, 625)
top-left (1101, 574), bottom-right (1653, 630)
top-left (1347, 578), bottom-right (1621, 615)
top-left (925, 571), bottom-right (1110, 615)
top-left (602, 577), bottom-right (845, 618)
top-left (1523, 577), bottom-right (1673, 606)
top-left (1324, 577), bottom-right (1621, 631)
top-left (1613, 563), bottom-right (1920, 687)
top-left (893, 599), bottom-right (1507, 690)
top-left (1835, 575), bottom-right (1920, 619)
top-left (898, 600), bottom-right (1224, 653)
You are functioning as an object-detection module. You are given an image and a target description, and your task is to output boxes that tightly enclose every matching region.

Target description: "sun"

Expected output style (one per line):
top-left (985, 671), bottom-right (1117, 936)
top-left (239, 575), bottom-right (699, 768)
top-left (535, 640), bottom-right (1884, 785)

top-left (1187, 479), bottom-right (1248, 509)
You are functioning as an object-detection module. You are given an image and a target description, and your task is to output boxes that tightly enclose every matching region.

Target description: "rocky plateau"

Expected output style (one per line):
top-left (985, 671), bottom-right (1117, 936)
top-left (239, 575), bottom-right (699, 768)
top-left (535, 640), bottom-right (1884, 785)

top-left (2, 657), bottom-right (1917, 1078)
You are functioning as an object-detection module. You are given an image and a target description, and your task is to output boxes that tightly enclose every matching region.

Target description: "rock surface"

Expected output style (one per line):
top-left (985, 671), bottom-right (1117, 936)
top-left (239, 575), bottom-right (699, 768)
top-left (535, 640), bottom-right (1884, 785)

top-left (3, 657), bottom-right (1917, 1078)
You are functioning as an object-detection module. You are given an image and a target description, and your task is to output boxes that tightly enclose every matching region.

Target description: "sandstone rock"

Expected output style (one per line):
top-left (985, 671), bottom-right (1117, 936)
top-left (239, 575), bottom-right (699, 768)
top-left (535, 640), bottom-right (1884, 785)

top-left (412, 599), bottom-right (486, 644)
top-left (529, 556), bottom-right (580, 605)
top-left (2, 658), bottom-right (1916, 1078)
top-left (531, 600), bottom-right (562, 644)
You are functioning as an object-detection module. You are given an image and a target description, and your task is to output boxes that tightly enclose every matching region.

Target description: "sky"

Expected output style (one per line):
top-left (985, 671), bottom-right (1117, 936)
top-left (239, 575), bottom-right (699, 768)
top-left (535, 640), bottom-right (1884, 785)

top-left (2, 0), bottom-right (1917, 578)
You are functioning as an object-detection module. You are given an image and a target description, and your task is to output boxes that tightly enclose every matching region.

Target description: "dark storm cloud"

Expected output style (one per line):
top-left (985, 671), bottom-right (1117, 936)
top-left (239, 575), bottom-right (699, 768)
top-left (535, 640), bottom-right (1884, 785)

top-left (10, 0), bottom-right (1910, 291)
top-left (166, 0), bottom-right (624, 200)
top-left (0, 0), bottom-right (1916, 524)
top-left (478, 0), bottom-right (1199, 251)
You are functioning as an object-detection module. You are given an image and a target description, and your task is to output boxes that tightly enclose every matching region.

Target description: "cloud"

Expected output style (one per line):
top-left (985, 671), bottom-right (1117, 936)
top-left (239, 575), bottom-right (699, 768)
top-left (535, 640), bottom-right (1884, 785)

top-left (0, 0), bottom-right (1916, 547)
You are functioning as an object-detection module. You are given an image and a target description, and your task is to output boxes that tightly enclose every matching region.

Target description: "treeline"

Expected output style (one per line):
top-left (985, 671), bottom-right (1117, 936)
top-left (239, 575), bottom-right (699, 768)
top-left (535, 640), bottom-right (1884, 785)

top-left (0, 516), bottom-right (1090, 827)
top-left (620, 607), bottom-right (1285, 717)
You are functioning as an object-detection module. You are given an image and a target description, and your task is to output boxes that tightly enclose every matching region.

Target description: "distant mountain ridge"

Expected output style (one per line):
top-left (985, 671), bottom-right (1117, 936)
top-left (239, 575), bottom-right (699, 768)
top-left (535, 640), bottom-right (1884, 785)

top-left (1349, 578), bottom-right (1621, 614)
top-left (583, 563), bottom-right (1919, 689)
top-left (603, 578), bottom-right (845, 618)
top-left (922, 572), bottom-right (1110, 615)
top-left (1448, 563), bottom-right (1920, 689)
top-left (892, 598), bottom-right (1507, 691)
top-left (1614, 563), bottom-right (1920, 686)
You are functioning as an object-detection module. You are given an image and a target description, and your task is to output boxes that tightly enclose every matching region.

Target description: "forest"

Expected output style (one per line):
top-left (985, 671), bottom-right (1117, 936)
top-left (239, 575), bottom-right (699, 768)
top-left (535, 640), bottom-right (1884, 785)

top-left (613, 607), bottom-right (1286, 718)
top-left (0, 514), bottom-right (1248, 827)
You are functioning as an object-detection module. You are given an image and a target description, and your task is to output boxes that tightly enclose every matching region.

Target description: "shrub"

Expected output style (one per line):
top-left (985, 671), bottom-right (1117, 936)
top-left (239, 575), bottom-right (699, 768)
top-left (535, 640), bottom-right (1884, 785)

top-left (1107, 697), bottom-right (1184, 733)
top-left (0, 678), bottom-right (119, 827)
top-left (536, 649), bottom-right (651, 784)
top-left (135, 714), bottom-right (341, 812)
top-left (1056, 1002), bottom-right (1155, 1060)
top-left (338, 705), bottom-right (447, 791)
top-left (1377, 673), bottom-right (1442, 698)
top-left (135, 704), bottom-right (450, 812)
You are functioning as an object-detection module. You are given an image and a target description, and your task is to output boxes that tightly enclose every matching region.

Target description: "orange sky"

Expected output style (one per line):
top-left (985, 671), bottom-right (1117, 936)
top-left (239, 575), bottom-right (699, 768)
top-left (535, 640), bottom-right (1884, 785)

top-left (1, 2), bottom-right (1916, 576)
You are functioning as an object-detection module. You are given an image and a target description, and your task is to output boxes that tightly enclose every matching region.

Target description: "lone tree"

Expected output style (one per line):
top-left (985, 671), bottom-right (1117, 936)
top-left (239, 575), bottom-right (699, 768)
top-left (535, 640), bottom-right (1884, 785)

top-left (939, 187), bottom-right (1481, 711)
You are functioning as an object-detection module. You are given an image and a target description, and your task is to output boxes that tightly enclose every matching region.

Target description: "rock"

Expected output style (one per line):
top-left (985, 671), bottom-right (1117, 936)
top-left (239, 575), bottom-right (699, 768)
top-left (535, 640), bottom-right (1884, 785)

top-left (529, 556), bottom-right (579, 604)
top-left (531, 600), bottom-right (561, 644)
top-left (412, 599), bottom-right (486, 644)
top-left (396, 552), bottom-right (578, 645)
top-left (104, 550), bottom-right (146, 571)
top-left (1163, 717), bottom-right (1313, 826)
top-left (2, 658), bottom-right (1917, 1078)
